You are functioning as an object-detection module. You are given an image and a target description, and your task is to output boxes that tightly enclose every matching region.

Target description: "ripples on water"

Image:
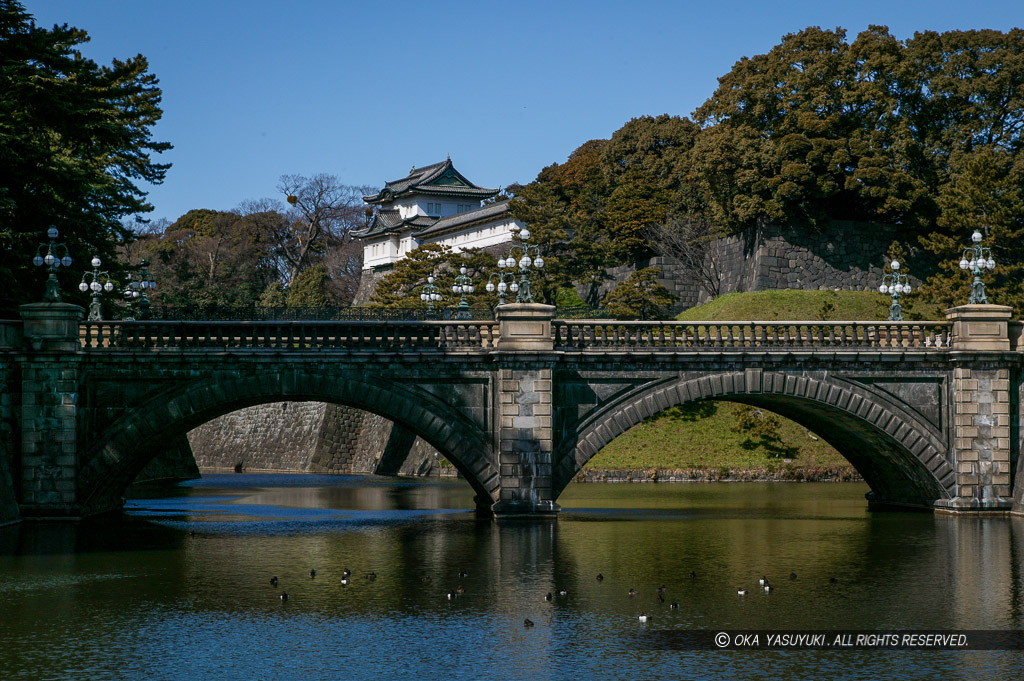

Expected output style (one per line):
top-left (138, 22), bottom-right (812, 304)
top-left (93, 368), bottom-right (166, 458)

top-left (1, 475), bottom-right (1022, 681)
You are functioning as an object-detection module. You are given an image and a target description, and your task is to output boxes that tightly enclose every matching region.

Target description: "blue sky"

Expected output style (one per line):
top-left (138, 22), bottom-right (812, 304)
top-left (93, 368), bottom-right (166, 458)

top-left (26, 1), bottom-right (1024, 224)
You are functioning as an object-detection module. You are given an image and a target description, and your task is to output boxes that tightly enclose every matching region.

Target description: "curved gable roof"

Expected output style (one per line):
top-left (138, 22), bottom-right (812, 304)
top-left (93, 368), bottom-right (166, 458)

top-left (363, 158), bottom-right (498, 204)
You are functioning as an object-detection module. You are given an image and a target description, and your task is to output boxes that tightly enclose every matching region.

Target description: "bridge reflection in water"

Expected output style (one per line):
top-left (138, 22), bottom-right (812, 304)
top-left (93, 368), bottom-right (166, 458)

top-left (0, 477), bottom-right (1021, 681)
top-left (2, 302), bottom-right (1023, 520)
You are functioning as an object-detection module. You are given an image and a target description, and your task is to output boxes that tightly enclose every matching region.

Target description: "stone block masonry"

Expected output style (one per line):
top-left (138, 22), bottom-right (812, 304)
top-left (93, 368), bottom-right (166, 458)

top-left (580, 221), bottom-right (920, 314)
top-left (947, 367), bottom-right (1013, 509)
top-left (187, 402), bottom-right (445, 477)
top-left (0, 361), bottom-right (20, 524)
top-left (494, 366), bottom-right (557, 514)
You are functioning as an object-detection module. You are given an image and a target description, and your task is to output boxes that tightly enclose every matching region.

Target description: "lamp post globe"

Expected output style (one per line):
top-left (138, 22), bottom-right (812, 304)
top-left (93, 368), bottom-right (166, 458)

top-left (960, 228), bottom-right (995, 304)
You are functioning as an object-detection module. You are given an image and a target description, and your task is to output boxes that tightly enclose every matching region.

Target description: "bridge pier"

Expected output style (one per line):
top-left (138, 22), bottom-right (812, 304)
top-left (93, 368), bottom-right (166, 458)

top-left (490, 304), bottom-right (560, 517)
top-left (938, 305), bottom-right (1016, 514)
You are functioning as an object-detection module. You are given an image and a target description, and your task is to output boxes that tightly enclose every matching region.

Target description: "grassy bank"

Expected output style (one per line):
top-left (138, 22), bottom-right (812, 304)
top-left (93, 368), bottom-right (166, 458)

top-left (585, 402), bottom-right (853, 475)
top-left (675, 289), bottom-right (944, 322)
top-left (584, 290), bottom-right (942, 479)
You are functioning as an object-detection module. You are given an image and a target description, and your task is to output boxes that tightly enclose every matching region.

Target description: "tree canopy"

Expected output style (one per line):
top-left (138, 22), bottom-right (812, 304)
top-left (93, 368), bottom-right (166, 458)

top-left (509, 25), bottom-right (1024, 311)
top-left (0, 0), bottom-right (170, 314)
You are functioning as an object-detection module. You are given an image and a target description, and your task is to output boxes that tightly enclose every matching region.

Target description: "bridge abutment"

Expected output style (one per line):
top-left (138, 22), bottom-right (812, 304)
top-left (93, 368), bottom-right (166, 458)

top-left (17, 303), bottom-right (86, 519)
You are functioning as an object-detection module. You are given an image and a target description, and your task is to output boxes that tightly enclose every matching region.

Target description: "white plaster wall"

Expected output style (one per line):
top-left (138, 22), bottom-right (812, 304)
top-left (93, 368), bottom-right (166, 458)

top-left (361, 213), bottom-right (520, 269)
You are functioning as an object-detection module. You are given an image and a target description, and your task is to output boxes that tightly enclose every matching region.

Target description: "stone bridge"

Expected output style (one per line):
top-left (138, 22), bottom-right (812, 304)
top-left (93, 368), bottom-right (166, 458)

top-left (2, 302), bottom-right (1023, 522)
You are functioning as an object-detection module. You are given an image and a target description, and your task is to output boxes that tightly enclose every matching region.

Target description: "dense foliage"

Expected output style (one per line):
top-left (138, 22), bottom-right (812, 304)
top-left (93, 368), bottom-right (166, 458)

top-left (367, 244), bottom-right (494, 311)
top-left (0, 0), bottom-right (170, 314)
top-left (134, 175), bottom-right (369, 311)
top-left (510, 26), bottom-right (1024, 311)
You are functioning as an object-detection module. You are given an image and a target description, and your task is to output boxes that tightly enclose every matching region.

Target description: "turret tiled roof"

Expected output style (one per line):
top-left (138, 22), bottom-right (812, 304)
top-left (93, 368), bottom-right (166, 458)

top-left (353, 200), bottom-right (513, 241)
top-left (412, 200), bottom-right (511, 239)
top-left (362, 158), bottom-right (498, 204)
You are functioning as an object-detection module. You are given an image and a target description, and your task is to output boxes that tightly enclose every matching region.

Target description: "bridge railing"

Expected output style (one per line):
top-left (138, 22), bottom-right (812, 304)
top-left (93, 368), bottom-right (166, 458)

top-left (79, 320), bottom-right (500, 351)
top-left (552, 320), bottom-right (952, 351)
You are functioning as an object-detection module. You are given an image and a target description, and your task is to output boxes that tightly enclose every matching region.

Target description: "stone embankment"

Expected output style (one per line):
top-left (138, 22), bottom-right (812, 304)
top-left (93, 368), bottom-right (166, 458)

top-left (575, 467), bottom-right (862, 484)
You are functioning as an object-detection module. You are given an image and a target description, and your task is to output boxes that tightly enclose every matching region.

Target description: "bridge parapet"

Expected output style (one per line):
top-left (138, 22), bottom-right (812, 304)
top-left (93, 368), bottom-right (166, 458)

top-left (552, 320), bottom-right (951, 351)
top-left (79, 319), bottom-right (500, 352)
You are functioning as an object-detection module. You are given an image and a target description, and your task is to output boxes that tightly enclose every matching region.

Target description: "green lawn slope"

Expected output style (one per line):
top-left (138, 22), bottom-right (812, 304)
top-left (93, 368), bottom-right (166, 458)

top-left (674, 289), bottom-right (944, 322)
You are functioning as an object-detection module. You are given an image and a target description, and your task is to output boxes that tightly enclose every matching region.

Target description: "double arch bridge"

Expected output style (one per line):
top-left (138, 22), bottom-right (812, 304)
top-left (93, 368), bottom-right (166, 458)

top-left (2, 302), bottom-right (1023, 521)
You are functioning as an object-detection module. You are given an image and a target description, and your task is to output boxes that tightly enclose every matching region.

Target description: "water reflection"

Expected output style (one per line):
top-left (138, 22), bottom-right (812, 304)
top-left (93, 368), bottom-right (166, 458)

top-left (0, 475), bottom-right (1021, 681)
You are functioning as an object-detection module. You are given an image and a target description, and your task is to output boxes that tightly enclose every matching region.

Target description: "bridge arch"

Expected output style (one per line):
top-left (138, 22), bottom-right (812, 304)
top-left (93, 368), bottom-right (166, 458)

top-left (554, 371), bottom-right (956, 509)
top-left (77, 368), bottom-right (498, 515)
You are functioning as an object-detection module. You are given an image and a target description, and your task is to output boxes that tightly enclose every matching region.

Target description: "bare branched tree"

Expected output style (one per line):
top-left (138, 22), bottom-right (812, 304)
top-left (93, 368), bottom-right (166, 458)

top-left (236, 176), bottom-right (372, 305)
top-left (649, 215), bottom-right (726, 300)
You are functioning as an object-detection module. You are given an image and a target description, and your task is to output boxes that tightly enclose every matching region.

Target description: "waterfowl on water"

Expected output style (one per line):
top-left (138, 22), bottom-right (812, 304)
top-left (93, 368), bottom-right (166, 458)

top-left (628, 589), bottom-right (637, 596)
top-left (459, 570), bottom-right (469, 579)
top-left (558, 589), bottom-right (567, 597)
top-left (758, 577), bottom-right (768, 586)
top-left (456, 585), bottom-right (465, 595)
top-left (657, 594), bottom-right (665, 604)
top-left (596, 573), bottom-right (604, 581)
top-left (789, 573), bottom-right (797, 581)
top-left (737, 588), bottom-right (747, 596)
top-left (829, 577), bottom-right (838, 584)
top-left (689, 571), bottom-right (696, 580)
top-left (365, 572), bottom-right (377, 581)
top-left (309, 569), bottom-right (316, 578)
top-left (421, 576), bottom-right (432, 584)
top-left (544, 592), bottom-right (553, 601)
top-left (340, 577), bottom-right (349, 586)
top-left (638, 613), bottom-right (649, 622)
top-left (764, 585), bottom-right (773, 593)
top-left (280, 592), bottom-right (289, 601)
top-left (524, 619), bottom-right (535, 627)
top-left (342, 568), bottom-right (352, 577)
top-left (269, 576), bottom-right (278, 586)
top-left (447, 592), bottom-right (456, 600)
top-left (670, 601), bottom-right (680, 609)
top-left (658, 585), bottom-right (667, 593)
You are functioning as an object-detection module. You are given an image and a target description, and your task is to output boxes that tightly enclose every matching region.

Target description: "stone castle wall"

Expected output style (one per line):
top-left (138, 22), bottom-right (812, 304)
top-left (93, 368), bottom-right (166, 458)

top-left (588, 221), bottom-right (922, 314)
top-left (181, 402), bottom-right (444, 477)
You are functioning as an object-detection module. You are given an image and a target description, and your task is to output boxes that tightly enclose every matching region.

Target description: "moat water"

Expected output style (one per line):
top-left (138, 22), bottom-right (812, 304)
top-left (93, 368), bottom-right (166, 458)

top-left (1, 475), bottom-right (1022, 680)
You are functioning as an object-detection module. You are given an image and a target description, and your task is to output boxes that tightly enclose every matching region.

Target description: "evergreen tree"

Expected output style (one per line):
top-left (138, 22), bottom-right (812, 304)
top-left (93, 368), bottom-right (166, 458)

top-left (601, 268), bottom-right (677, 320)
top-left (0, 1), bottom-right (171, 314)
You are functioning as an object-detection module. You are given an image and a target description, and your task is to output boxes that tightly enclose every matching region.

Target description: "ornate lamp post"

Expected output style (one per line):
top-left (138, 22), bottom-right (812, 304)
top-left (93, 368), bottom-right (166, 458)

top-left (493, 225), bottom-right (544, 304)
top-left (420, 274), bottom-right (442, 318)
top-left (123, 260), bottom-right (157, 320)
top-left (485, 271), bottom-right (516, 307)
top-left (875, 258), bottom-right (911, 322)
top-left (78, 256), bottom-right (116, 320)
top-left (958, 229), bottom-right (996, 304)
top-left (31, 226), bottom-right (73, 302)
top-left (452, 266), bottom-right (475, 320)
